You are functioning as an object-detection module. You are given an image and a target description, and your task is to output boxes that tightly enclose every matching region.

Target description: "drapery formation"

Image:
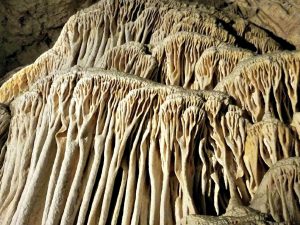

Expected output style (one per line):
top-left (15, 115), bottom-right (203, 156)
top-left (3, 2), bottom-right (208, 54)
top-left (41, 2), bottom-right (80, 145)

top-left (0, 0), bottom-right (300, 224)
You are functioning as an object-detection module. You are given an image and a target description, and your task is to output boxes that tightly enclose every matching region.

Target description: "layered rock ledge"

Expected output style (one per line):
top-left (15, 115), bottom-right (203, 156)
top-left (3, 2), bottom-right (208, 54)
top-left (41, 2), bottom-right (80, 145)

top-left (0, 0), bottom-right (299, 224)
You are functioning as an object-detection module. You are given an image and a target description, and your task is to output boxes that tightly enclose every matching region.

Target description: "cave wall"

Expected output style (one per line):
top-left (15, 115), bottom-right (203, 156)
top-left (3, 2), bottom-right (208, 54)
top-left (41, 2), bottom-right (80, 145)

top-left (226, 0), bottom-right (300, 49)
top-left (0, 0), bottom-right (96, 77)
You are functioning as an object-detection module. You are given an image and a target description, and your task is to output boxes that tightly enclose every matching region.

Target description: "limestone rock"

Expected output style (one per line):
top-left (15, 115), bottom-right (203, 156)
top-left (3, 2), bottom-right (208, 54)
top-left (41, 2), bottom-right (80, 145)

top-left (0, 0), bottom-right (299, 224)
top-left (250, 157), bottom-right (300, 224)
top-left (184, 200), bottom-right (277, 225)
top-left (152, 32), bottom-right (221, 88)
top-left (229, 0), bottom-right (300, 49)
top-left (244, 116), bottom-right (299, 197)
top-left (232, 18), bottom-right (282, 54)
top-left (0, 0), bottom-right (282, 104)
top-left (0, 68), bottom-right (246, 224)
top-left (0, 104), bottom-right (10, 183)
top-left (215, 51), bottom-right (300, 123)
top-left (194, 44), bottom-right (254, 90)
top-left (97, 42), bottom-right (158, 79)
top-left (0, 0), bottom-right (97, 76)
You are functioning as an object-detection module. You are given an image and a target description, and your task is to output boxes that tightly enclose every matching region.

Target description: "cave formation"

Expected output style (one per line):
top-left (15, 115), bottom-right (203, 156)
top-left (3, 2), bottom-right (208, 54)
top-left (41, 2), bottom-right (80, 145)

top-left (0, 0), bottom-right (300, 224)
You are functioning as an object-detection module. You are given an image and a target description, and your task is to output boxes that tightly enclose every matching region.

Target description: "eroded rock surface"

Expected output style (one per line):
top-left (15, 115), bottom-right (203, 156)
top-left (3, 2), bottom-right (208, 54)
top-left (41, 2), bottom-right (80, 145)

top-left (251, 157), bottom-right (300, 224)
top-left (229, 0), bottom-right (300, 49)
top-left (0, 0), bottom-right (97, 76)
top-left (0, 0), bottom-right (300, 224)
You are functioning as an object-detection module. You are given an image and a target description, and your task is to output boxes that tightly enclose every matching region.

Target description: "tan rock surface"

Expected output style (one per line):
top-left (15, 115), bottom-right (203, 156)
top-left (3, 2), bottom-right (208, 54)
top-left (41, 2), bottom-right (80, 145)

top-left (0, 0), bottom-right (300, 224)
top-left (230, 0), bottom-right (300, 49)
top-left (250, 157), bottom-right (300, 224)
top-left (194, 44), bottom-right (254, 90)
top-left (215, 51), bottom-right (300, 123)
top-left (0, 0), bottom-right (282, 104)
top-left (0, 68), bottom-right (247, 224)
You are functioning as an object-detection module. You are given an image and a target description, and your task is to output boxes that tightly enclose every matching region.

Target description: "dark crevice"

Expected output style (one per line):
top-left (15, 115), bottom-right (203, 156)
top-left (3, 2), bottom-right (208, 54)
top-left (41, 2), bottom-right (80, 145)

top-left (251, 23), bottom-right (296, 50)
top-left (84, 151), bottom-right (105, 225)
top-left (43, 34), bottom-right (53, 47)
top-left (19, 16), bottom-right (26, 27)
top-left (217, 19), bottom-right (257, 52)
top-left (107, 168), bottom-right (124, 224)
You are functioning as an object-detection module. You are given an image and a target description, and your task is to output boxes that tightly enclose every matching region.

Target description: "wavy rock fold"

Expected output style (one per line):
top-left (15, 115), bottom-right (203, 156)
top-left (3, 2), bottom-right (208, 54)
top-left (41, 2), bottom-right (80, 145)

top-left (0, 0), bottom-right (300, 224)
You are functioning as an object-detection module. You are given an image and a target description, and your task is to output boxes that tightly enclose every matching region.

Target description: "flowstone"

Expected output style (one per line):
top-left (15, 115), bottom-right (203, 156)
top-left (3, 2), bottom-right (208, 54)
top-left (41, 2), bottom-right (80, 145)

top-left (0, 0), bottom-right (299, 224)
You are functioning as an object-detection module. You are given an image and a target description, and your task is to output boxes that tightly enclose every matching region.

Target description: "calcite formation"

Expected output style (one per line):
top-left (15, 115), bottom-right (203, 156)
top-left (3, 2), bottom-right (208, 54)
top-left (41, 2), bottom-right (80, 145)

top-left (250, 157), bottom-right (300, 223)
top-left (194, 44), bottom-right (254, 90)
top-left (0, 0), bottom-right (299, 225)
top-left (215, 51), bottom-right (300, 123)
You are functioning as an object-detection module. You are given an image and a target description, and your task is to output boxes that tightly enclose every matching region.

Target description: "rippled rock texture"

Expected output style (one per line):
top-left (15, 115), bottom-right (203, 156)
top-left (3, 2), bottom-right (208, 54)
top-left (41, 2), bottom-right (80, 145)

top-left (0, 0), bottom-right (300, 224)
top-left (230, 0), bottom-right (300, 49)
